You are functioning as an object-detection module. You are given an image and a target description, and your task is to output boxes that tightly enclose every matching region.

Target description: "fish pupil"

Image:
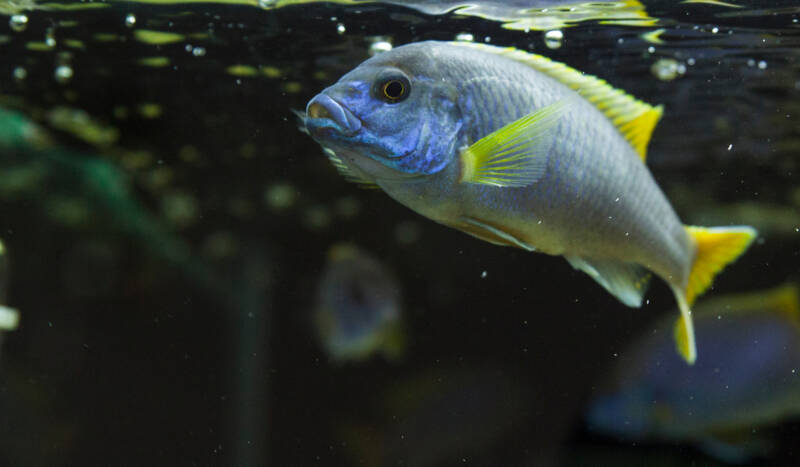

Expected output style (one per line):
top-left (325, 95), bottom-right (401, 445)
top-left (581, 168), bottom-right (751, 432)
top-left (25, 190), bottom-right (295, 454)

top-left (383, 80), bottom-right (405, 101)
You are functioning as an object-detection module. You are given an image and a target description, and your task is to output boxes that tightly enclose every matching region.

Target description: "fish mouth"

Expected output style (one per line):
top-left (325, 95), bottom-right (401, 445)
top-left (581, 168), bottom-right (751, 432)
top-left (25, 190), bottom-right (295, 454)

top-left (305, 94), bottom-right (362, 136)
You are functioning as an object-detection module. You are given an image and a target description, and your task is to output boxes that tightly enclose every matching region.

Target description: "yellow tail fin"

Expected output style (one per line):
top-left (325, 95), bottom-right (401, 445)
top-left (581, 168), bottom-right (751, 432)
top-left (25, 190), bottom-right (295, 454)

top-left (672, 225), bottom-right (757, 365)
top-left (684, 225), bottom-right (758, 305)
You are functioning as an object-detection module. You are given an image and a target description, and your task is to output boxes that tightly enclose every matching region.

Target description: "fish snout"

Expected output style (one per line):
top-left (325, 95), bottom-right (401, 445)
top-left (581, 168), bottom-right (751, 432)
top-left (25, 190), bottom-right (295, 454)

top-left (306, 94), bottom-right (362, 135)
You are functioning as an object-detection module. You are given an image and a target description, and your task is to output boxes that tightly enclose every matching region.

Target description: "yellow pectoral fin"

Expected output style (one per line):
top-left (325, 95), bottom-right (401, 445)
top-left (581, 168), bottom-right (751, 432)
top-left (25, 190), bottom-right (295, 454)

top-left (459, 100), bottom-right (567, 187)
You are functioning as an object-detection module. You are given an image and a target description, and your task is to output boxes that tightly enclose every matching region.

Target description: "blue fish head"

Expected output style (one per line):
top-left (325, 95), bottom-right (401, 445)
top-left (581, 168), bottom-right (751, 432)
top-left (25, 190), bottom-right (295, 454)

top-left (304, 44), bottom-right (463, 182)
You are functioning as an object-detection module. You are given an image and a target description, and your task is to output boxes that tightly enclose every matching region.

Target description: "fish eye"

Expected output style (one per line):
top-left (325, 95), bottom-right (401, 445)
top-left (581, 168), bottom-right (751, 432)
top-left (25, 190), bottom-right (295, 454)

top-left (375, 73), bottom-right (410, 103)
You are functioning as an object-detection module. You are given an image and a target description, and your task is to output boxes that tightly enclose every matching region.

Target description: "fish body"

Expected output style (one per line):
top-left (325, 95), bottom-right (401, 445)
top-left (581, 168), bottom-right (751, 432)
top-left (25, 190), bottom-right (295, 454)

top-left (587, 284), bottom-right (800, 460)
top-left (314, 244), bottom-right (405, 362)
top-left (303, 41), bottom-right (756, 363)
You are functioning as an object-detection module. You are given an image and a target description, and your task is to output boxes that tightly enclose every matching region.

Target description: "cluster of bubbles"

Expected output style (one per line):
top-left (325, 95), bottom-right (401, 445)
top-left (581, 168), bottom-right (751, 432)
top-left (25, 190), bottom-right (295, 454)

top-left (650, 58), bottom-right (686, 81)
top-left (8, 14), bottom-right (28, 32)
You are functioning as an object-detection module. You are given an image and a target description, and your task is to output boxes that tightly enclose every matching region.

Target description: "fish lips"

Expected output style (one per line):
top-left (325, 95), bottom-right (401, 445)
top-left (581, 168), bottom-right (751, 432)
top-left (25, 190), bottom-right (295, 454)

top-left (305, 93), bottom-right (362, 137)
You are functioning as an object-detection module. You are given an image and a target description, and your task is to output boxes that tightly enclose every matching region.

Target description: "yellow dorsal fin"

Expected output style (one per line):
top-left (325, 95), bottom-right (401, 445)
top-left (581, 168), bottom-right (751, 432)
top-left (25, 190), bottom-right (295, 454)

top-left (684, 225), bottom-right (757, 305)
top-left (450, 42), bottom-right (663, 162)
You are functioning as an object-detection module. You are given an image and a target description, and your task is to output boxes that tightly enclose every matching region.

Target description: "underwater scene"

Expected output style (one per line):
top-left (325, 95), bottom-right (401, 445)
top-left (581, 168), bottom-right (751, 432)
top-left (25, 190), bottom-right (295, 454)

top-left (1, 0), bottom-right (799, 465)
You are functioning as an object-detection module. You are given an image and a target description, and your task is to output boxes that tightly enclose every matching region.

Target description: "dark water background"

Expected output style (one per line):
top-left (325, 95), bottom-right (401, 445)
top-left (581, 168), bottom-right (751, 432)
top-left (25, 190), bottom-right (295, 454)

top-left (1, 0), bottom-right (799, 466)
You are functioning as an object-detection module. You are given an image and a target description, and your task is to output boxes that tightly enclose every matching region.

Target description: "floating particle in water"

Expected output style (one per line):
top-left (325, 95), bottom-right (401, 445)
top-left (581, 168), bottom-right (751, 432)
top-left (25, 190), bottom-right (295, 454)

top-left (758, 60), bottom-right (767, 70)
top-left (202, 231), bottom-right (238, 260)
top-left (45, 28), bottom-right (56, 47)
top-left (747, 59), bottom-right (755, 67)
top-left (192, 46), bottom-right (206, 57)
top-left (303, 205), bottom-right (331, 230)
top-left (335, 196), bottom-right (361, 218)
top-left (455, 32), bottom-right (474, 42)
top-left (480, 270), bottom-right (488, 279)
top-left (544, 30), bottom-right (563, 49)
top-left (257, 0), bottom-right (277, 8)
top-left (138, 103), bottom-right (162, 119)
top-left (125, 13), bottom-right (136, 28)
top-left (336, 23), bottom-right (346, 35)
top-left (368, 39), bottom-right (392, 57)
top-left (282, 81), bottom-right (302, 94)
top-left (394, 220), bottom-right (420, 245)
top-left (711, 26), bottom-right (719, 34)
top-left (161, 191), bottom-right (199, 228)
top-left (263, 183), bottom-right (296, 211)
top-left (727, 144), bottom-right (733, 151)
top-left (647, 46), bottom-right (655, 53)
top-left (650, 58), bottom-right (685, 81)
top-left (12, 66), bottom-right (26, 81)
top-left (54, 65), bottom-right (74, 84)
top-left (9, 15), bottom-right (28, 32)
top-left (687, 57), bottom-right (696, 66)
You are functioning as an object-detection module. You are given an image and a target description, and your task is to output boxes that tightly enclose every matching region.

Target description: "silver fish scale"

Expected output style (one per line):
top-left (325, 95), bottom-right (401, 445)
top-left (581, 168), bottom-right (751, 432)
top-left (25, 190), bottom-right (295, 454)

top-left (430, 43), bottom-right (692, 285)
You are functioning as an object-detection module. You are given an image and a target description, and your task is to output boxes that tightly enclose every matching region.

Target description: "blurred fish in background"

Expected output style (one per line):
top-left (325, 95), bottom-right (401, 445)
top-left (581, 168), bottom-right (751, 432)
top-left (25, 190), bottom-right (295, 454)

top-left (339, 365), bottom-right (531, 467)
top-left (314, 244), bottom-right (405, 362)
top-left (586, 283), bottom-right (800, 463)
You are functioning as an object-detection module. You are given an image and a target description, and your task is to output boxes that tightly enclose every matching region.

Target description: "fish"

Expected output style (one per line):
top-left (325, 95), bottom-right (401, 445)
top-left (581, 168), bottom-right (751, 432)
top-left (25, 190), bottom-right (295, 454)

top-left (313, 243), bottom-right (405, 362)
top-left (301, 40), bottom-right (757, 364)
top-left (585, 283), bottom-right (800, 462)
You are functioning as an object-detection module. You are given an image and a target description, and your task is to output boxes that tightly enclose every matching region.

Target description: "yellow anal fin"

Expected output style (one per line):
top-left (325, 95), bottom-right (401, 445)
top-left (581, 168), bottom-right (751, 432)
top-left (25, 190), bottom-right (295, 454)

top-left (685, 225), bottom-right (758, 305)
top-left (671, 285), bottom-right (697, 365)
top-left (459, 100), bottom-right (566, 187)
top-left (449, 42), bottom-right (663, 162)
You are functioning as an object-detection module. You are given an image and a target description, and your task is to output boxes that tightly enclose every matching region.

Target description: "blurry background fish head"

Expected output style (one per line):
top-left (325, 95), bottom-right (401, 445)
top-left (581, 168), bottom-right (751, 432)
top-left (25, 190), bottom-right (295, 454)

top-left (305, 42), bottom-right (462, 181)
top-left (313, 244), bottom-right (404, 362)
top-left (586, 383), bottom-right (665, 440)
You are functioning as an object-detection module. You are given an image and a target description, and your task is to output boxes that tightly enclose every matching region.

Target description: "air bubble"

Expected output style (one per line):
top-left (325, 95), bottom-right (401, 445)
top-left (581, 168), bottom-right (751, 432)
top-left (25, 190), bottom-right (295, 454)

top-left (650, 58), bottom-right (683, 81)
top-left (192, 46), bottom-right (206, 57)
top-left (13, 66), bottom-right (26, 81)
top-left (455, 33), bottom-right (474, 42)
top-left (758, 60), bottom-right (767, 70)
top-left (9, 14), bottom-right (28, 32)
top-left (54, 64), bottom-right (73, 84)
top-left (125, 13), bottom-right (136, 28)
top-left (368, 39), bottom-right (392, 56)
top-left (544, 30), bottom-right (563, 49)
top-left (336, 23), bottom-right (346, 35)
top-left (711, 27), bottom-right (719, 34)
